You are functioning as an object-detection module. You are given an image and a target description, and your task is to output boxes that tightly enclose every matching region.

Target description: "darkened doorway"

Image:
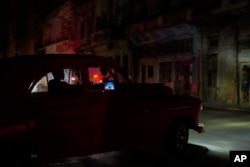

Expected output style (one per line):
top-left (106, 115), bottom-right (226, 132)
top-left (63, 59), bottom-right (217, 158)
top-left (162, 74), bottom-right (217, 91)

top-left (174, 60), bottom-right (192, 96)
top-left (240, 64), bottom-right (250, 104)
top-left (207, 54), bottom-right (217, 101)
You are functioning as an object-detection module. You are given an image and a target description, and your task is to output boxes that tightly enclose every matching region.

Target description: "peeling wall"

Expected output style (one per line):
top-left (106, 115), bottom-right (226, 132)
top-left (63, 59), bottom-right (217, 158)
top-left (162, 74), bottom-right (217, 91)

top-left (203, 13), bottom-right (250, 105)
top-left (217, 24), bottom-right (237, 103)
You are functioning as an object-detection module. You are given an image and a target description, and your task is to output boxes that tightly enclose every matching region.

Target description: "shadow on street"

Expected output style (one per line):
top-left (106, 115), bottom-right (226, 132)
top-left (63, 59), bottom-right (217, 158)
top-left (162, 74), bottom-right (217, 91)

top-left (43, 143), bottom-right (229, 167)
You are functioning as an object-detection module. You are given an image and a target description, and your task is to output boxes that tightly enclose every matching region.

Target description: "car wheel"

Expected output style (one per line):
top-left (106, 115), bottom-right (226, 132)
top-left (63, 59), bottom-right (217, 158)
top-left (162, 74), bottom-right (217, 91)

top-left (165, 121), bottom-right (189, 154)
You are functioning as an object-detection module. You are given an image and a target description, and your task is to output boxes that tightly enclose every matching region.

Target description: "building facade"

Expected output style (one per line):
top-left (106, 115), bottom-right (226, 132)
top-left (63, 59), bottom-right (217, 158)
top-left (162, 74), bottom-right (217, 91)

top-left (125, 22), bottom-right (200, 97)
top-left (40, 0), bottom-right (76, 54)
top-left (90, 0), bottom-right (134, 80)
top-left (121, 1), bottom-right (200, 96)
top-left (5, 0), bottom-right (40, 56)
top-left (197, 0), bottom-right (250, 105)
top-left (4, 0), bottom-right (250, 106)
top-left (38, 0), bottom-right (94, 54)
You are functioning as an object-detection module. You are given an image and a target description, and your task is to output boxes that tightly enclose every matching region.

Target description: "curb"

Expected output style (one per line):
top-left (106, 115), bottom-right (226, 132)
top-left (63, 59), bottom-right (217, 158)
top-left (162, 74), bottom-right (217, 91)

top-left (203, 106), bottom-right (250, 112)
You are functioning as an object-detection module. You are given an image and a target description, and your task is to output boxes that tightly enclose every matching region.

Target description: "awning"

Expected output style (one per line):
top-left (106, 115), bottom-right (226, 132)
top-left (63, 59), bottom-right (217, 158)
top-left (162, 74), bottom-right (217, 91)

top-left (128, 24), bottom-right (194, 47)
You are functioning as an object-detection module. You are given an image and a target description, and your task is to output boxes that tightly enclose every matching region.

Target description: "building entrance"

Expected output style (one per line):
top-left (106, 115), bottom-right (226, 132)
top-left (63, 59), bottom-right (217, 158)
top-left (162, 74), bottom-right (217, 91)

top-left (206, 54), bottom-right (218, 101)
top-left (159, 60), bottom-right (193, 96)
top-left (240, 64), bottom-right (250, 105)
top-left (174, 60), bottom-right (192, 96)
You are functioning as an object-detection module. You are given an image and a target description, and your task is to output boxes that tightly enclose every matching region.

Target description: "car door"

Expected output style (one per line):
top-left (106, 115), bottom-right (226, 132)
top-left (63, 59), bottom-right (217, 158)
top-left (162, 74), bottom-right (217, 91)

top-left (0, 69), bottom-right (38, 166)
top-left (29, 67), bottom-right (93, 162)
top-left (105, 89), bottom-right (163, 147)
top-left (86, 66), bottom-right (157, 151)
top-left (0, 96), bottom-right (30, 151)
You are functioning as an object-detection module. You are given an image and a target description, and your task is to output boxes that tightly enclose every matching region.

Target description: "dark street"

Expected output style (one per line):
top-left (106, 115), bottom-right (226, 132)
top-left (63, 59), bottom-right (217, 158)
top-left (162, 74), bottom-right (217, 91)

top-left (39, 109), bottom-right (250, 167)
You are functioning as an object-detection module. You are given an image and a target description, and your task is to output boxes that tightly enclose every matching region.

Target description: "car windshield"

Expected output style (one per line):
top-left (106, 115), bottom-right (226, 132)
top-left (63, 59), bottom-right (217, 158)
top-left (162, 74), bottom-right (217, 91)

top-left (88, 66), bottom-right (128, 84)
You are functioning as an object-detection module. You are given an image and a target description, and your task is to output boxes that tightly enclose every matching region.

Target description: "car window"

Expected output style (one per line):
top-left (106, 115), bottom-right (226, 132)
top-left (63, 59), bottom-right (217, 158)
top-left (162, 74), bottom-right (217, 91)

top-left (88, 66), bottom-right (127, 91)
top-left (113, 69), bottom-right (128, 84)
top-left (31, 76), bottom-right (48, 93)
top-left (31, 68), bottom-right (82, 95)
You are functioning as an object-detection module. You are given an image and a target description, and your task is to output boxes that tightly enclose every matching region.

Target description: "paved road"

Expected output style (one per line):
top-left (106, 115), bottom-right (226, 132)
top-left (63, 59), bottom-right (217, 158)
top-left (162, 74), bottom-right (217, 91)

top-left (41, 109), bottom-right (250, 167)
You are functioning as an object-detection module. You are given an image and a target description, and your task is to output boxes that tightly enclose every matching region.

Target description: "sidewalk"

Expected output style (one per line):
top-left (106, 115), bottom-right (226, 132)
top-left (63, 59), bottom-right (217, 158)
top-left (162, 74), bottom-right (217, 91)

top-left (203, 101), bottom-right (250, 112)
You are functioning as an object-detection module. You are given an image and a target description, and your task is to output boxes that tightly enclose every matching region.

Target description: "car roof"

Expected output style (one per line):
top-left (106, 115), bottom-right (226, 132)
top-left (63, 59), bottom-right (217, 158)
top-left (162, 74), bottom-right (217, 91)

top-left (0, 54), bottom-right (125, 96)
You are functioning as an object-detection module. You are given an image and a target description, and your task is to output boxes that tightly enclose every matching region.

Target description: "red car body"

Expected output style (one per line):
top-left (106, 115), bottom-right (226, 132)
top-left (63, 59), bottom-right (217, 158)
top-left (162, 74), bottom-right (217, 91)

top-left (0, 54), bottom-right (204, 165)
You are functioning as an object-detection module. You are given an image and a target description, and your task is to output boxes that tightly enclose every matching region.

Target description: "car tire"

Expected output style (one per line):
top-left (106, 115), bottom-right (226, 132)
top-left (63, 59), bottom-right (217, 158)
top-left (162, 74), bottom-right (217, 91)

top-left (164, 121), bottom-right (189, 154)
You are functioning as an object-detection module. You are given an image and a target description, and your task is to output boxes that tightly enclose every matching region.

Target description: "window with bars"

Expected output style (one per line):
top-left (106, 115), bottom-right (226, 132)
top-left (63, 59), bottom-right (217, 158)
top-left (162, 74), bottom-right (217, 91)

top-left (159, 62), bottom-right (172, 83)
top-left (207, 54), bottom-right (217, 88)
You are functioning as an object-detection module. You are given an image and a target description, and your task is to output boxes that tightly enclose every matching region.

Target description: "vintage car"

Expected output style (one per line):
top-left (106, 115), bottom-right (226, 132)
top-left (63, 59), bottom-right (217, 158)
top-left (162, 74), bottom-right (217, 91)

top-left (0, 54), bottom-right (204, 166)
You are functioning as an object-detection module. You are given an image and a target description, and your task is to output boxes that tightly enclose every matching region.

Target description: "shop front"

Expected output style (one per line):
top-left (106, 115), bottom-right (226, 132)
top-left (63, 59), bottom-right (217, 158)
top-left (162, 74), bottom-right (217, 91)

top-left (140, 54), bottom-right (195, 96)
top-left (130, 24), bottom-right (200, 97)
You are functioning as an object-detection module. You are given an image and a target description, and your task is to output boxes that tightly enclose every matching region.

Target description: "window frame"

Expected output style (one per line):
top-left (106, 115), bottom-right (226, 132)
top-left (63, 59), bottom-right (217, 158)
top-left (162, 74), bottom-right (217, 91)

top-left (87, 65), bottom-right (129, 92)
top-left (30, 68), bottom-right (84, 96)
